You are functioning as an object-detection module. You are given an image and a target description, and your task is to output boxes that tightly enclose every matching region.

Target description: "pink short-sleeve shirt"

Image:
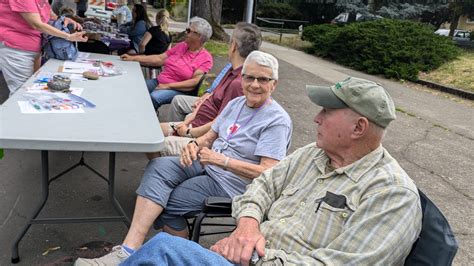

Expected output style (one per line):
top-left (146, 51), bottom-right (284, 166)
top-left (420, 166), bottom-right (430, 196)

top-left (0, 0), bottom-right (51, 52)
top-left (157, 42), bottom-right (213, 84)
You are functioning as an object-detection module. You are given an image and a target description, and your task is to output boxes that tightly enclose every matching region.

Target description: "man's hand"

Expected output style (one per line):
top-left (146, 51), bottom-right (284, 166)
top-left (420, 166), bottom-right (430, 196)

top-left (63, 17), bottom-right (82, 31)
top-left (210, 217), bottom-right (266, 265)
top-left (180, 140), bottom-right (199, 167)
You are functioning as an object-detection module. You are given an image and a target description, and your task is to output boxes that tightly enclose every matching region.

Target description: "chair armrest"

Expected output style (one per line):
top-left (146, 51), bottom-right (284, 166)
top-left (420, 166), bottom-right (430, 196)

top-left (203, 197), bottom-right (232, 214)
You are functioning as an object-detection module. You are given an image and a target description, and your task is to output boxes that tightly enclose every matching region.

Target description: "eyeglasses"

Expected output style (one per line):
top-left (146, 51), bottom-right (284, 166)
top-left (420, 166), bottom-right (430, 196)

top-left (242, 74), bottom-right (274, 85)
top-left (185, 28), bottom-right (200, 35)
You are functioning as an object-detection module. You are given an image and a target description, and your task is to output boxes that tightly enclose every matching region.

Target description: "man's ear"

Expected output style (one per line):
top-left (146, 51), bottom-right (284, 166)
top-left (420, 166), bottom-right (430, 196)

top-left (352, 117), bottom-right (369, 139)
top-left (230, 40), bottom-right (237, 53)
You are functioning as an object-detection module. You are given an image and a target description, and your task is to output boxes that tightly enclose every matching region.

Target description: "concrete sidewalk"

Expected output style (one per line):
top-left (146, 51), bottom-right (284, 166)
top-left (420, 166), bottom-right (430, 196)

top-left (1, 13), bottom-right (473, 265)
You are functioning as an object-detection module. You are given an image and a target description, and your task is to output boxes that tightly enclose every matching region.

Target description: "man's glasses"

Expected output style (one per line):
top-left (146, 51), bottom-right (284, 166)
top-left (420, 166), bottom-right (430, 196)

top-left (242, 74), bottom-right (274, 85)
top-left (185, 28), bottom-right (200, 35)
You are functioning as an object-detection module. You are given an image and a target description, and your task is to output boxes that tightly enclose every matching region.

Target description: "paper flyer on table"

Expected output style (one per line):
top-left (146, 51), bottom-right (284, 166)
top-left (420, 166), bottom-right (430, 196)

top-left (18, 89), bottom-right (89, 114)
top-left (18, 101), bottom-right (85, 114)
top-left (60, 61), bottom-right (100, 74)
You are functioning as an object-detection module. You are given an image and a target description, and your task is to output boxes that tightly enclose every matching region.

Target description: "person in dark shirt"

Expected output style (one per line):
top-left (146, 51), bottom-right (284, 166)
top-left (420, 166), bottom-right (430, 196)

top-left (119, 4), bottom-right (151, 55)
top-left (139, 9), bottom-right (171, 55)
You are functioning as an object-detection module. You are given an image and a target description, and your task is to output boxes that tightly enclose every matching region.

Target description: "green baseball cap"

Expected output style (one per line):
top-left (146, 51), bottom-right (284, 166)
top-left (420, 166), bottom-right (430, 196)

top-left (306, 77), bottom-right (396, 128)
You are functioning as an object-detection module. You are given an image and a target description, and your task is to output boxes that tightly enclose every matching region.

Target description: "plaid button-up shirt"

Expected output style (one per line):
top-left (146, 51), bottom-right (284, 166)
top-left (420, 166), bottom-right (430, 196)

top-left (232, 143), bottom-right (422, 265)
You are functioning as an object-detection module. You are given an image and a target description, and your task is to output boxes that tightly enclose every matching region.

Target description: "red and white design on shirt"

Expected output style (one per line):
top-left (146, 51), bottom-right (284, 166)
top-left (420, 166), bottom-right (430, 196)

top-left (227, 123), bottom-right (240, 137)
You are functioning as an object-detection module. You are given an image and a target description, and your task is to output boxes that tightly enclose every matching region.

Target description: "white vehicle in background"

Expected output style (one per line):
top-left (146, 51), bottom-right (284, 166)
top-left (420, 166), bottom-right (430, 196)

top-left (435, 28), bottom-right (473, 48)
top-left (435, 29), bottom-right (471, 41)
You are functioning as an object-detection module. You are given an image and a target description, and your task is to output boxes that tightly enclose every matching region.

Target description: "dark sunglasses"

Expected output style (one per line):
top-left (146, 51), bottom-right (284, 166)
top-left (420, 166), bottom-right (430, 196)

top-left (242, 74), bottom-right (274, 85)
top-left (185, 28), bottom-right (200, 35)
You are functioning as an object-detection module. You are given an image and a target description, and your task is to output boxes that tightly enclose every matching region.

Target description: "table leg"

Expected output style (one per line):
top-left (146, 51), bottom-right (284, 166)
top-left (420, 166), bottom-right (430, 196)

top-left (10, 151), bottom-right (131, 263)
top-left (108, 152), bottom-right (131, 227)
top-left (11, 150), bottom-right (50, 264)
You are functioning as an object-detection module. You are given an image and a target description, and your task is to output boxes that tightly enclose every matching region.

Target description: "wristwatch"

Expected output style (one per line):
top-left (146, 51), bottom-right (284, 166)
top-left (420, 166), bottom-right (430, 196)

top-left (185, 128), bottom-right (193, 138)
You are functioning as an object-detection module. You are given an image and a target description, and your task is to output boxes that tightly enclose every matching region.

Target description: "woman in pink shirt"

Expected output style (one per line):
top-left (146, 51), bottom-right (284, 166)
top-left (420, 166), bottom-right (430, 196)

top-left (121, 16), bottom-right (213, 110)
top-left (0, 0), bottom-right (88, 97)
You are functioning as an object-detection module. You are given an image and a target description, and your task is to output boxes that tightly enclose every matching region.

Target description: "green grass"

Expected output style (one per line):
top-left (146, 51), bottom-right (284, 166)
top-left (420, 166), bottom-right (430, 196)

top-left (396, 107), bottom-right (416, 117)
top-left (263, 35), bottom-right (312, 52)
top-left (204, 40), bottom-right (229, 57)
top-left (419, 50), bottom-right (474, 92)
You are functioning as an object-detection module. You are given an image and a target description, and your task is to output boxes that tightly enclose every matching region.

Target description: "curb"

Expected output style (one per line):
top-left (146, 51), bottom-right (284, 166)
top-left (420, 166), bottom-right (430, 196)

top-left (414, 79), bottom-right (474, 100)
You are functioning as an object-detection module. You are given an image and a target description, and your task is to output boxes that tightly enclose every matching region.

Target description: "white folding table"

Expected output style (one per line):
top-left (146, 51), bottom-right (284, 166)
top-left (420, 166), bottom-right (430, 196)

top-left (0, 54), bottom-right (164, 263)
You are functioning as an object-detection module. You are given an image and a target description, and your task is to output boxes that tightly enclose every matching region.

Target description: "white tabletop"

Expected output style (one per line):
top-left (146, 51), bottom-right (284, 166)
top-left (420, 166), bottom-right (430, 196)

top-left (0, 54), bottom-right (164, 152)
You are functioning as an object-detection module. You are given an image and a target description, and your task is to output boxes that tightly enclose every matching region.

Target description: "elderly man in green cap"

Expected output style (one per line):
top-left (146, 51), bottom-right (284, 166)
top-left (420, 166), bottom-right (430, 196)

top-left (209, 76), bottom-right (422, 265)
top-left (107, 76), bottom-right (422, 266)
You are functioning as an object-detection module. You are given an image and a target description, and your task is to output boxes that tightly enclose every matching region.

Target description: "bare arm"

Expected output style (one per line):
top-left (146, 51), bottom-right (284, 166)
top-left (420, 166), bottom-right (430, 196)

top-left (120, 53), bottom-right (168, 66)
top-left (138, 32), bottom-right (152, 54)
top-left (49, 9), bottom-right (58, 20)
top-left (20, 13), bottom-right (87, 42)
top-left (200, 152), bottom-right (280, 180)
top-left (176, 120), bottom-right (213, 138)
top-left (157, 71), bottom-right (205, 92)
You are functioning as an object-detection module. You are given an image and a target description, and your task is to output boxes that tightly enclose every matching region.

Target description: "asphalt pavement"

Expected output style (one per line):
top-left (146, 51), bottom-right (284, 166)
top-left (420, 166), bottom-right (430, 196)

top-left (0, 5), bottom-right (473, 266)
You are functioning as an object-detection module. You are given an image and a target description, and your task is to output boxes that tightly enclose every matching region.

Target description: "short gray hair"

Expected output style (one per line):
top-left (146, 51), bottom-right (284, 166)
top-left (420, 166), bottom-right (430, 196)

top-left (232, 22), bottom-right (262, 58)
top-left (242, 51), bottom-right (279, 80)
top-left (190, 17), bottom-right (212, 43)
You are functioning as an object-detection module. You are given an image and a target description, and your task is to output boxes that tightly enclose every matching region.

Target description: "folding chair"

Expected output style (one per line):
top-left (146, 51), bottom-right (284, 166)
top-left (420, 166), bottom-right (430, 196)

top-left (141, 65), bottom-right (162, 80)
top-left (186, 197), bottom-right (234, 243)
top-left (188, 74), bottom-right (207, 96)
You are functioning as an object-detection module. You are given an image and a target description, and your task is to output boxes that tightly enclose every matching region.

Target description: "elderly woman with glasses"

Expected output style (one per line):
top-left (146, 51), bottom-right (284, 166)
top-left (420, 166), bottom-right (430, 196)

top-left (121, 16), bottom-right (213, 110)
top-left (74, 51), bottom-right (292, 265)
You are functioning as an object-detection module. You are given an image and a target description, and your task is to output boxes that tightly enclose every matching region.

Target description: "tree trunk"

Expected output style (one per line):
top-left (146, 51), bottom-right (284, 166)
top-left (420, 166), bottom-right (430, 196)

top-left (347, 12), bottom-right (357, 23)
top-left (448, 11), bottom-right (460, 37)
top-left (192, 0), bottom-right (229, 42)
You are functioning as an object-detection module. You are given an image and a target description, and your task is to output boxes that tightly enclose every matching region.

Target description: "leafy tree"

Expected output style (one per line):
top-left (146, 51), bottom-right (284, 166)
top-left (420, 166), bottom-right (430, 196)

top-left (447, 0), bottom-right (474, 36)
top-left (335, 0), bottom-right (474, 36)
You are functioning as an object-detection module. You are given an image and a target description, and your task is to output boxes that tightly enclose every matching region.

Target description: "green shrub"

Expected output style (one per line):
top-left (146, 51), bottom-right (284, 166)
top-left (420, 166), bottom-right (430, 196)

top-left (303, 19), bottom-right (460, 80)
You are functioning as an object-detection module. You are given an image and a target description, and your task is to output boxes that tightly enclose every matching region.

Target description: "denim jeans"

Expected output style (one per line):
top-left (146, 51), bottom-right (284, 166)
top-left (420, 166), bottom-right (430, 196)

top-left (136, 157), bottom-right (230, 231)
top-left (120, 232), bottom-right (235, 266)
top-left (146, 79), bottom-right (185, 109)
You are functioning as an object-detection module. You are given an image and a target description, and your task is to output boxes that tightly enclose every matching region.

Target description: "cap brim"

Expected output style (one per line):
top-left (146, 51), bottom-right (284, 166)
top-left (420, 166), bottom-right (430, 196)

top-left (306, 85), bottom-right (347, 108)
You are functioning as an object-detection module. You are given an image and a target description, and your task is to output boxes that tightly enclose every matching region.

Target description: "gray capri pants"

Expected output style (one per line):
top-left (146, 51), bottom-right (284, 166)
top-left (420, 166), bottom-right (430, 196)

top-left (136, 156), bottom-right (230, 231)
top-left (0, 42), bottom-right (38, 96)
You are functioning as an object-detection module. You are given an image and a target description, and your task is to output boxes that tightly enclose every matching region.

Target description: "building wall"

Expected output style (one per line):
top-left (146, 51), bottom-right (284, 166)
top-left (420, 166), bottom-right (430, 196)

top-left (457, 15), bottom-right (474, 31)
top-left (441, 15), bottom-right (474, 31)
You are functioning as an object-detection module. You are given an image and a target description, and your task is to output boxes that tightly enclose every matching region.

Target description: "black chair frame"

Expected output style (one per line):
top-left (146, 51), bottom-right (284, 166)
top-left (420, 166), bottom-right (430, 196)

top-left (186, 197), bottom-right (235, 243)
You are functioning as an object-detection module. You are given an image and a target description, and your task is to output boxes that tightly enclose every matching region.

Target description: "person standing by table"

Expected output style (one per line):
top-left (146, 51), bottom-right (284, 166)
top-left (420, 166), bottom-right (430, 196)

top-left (0, 0), bottom-right (88, 97)
top-left (138, 9), bottom-right (171, 55)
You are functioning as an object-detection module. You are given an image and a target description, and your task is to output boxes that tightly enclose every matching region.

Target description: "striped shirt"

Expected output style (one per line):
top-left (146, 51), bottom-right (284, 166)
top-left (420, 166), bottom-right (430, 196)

top-left (232, 143), bottom-right (422, 265)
